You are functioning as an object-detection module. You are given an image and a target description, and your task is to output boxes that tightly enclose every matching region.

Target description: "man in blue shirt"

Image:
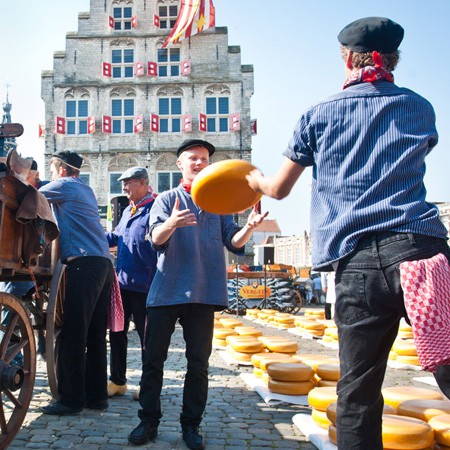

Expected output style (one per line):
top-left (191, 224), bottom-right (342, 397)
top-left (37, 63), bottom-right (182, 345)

top-left (106, 167), bottom-right (157, 400)
top-left (247, 17), bottom-right (450, 450)
top-left (40, 150), bottom-right (114, 415)
top-left (128, 139), bottom-right (268, 449)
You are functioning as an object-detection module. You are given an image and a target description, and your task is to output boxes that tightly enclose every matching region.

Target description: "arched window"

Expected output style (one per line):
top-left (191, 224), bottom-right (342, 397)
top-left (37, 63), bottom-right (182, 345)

top-left (157, 0), bottom-right (178, 29)
top-left (110, 87), bottom-right (136, 134)
top-left (111, 0), bottom-right (134, 30)
top-left (64, 88), bottom-right (90, 135)
top-left (204, 84), bottom-right (230, 133)
top-left (156, 86), bottom-right (183, 133)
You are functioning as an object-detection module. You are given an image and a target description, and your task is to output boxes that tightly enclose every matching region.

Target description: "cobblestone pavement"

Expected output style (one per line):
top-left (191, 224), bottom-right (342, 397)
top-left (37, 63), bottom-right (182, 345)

top-left (10, 307), bottom-right (441, 449)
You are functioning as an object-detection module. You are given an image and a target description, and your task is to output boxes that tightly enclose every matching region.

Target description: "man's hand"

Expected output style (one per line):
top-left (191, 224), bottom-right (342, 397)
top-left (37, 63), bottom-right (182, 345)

top-left (166, 197), bottom-right (198, 229)
top-left (244, 206), bottom-right (269, 231)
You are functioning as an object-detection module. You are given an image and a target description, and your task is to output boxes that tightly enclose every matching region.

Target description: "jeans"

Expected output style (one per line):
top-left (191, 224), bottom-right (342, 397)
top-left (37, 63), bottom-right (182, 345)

top-left (109, 289), bottom-right (147, 385)
top-left (334, 232), bottom-right (450, 450)
top-left (138, 303), bottom-right (215, 427)
top-left (58, 256), bottom-right (114, 408)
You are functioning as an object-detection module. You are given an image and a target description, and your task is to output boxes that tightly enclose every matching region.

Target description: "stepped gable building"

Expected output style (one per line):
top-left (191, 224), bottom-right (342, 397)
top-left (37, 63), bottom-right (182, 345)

top-left (41, 0), bottom-right (255, 218)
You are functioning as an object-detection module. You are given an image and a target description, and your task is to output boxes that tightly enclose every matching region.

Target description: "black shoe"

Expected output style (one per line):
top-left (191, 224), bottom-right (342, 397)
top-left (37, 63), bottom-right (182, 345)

top-left (85, 400), bottom-right (109, 410)
top-left (128, 421), bottom-right (158, 445)
top-left (182, 425), bottom-right (205, 450)
top-left (41, 400), bottom-right (82, 415)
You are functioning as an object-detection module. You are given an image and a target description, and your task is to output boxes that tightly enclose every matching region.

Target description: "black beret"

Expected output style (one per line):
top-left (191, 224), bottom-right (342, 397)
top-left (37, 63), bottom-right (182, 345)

top-left (52, 150), bottom-right (83, 169)
top-left (338, 17), bottom-right (404, 53)
top-left (176, 139), bottom-right (215, 157)
top-left (30, 160), bottom-right (38, 171)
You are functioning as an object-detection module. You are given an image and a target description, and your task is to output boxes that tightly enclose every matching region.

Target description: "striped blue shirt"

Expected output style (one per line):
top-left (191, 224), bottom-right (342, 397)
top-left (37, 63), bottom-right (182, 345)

top-left (283, 80), bottom-right (448, 269)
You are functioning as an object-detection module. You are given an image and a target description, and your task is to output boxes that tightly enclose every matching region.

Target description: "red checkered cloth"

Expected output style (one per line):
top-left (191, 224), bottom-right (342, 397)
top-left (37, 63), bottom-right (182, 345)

top-left (107, 272), bottom-right (124, 332)
top-left (400, 253), bottom-right (450, 372)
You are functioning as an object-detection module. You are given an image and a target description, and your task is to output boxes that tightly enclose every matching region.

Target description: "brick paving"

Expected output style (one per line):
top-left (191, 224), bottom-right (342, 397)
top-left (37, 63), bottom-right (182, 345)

top-left (9, 306), bottom-right (441, 449)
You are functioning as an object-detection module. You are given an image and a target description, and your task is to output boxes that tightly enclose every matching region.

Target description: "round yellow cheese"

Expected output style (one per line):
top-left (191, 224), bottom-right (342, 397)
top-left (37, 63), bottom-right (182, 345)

top-left (317, 379), bottom-right (338, 388)
top-left (267, 362), bottom-right (314, 382)
top-left (227, 336), bottom-right (264, 353)
top-left (268, 378), bottom-right (315, 396)
top-left (234, 326), bottom-right (263, 337)
top-left (397, 399), bottom-right (450, 422)
top-left (259, 355), bottom-right (294, 372)
top-left (393, 340), bottom-right (418, 356)
top-left (251, 352), bottom-right (286, 368)
top-left (308, 386), bottom-right (338, 412)
top-left (253, 367), bottom-right (264, 378)
top-left (382, 386), bottom-right (444, 410)
top-left (218, 318), bottom-right (244, 328)
top-left (226, 345), bottom-right (252, 362)
top-left (311, 408), bottom-right (332, 429)
top-left (212, 338), bottom-right (227, 347)
top-left (264, 339), bottom-right (299, 353)
top-left (396, 355), bottom-right (421, 366)
top-left (293, 354), bottom-right (339, 371)
top-left (326, 401), bottom-right (396, 425)
top-left (382, 414), bottom-right (434, 449)
top-left (429, 414), bottom-right (450, 446)
top-left (316, 363), bottom-right (340, 381)
top-left (214, 328), bottom-right (238, 339)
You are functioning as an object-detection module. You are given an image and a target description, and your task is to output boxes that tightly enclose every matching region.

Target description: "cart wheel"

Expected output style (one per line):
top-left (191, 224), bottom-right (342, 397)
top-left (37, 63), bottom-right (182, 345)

top-left (46, 261), bottom-right (66, 399)
top-left (0, 292), bottom-right (36, 448)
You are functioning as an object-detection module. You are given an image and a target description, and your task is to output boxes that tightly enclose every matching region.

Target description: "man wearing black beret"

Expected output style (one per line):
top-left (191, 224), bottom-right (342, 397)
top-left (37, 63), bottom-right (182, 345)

top-left (247, 17), bottom-right (450, 450)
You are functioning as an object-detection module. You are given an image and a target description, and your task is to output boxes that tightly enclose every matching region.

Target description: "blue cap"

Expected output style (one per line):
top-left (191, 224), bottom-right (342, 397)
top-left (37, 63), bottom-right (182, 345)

top-left (118, 167), bottom-right (149, 182)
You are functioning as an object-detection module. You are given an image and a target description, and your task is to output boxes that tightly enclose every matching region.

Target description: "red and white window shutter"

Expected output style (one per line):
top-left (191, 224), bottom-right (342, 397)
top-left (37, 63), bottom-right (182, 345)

top-left (88, 116), bottom-right (96, 134)
top-left (102, 115), bottom-right (112, 134)
top-left (150, 114), bottom-right (159, 132)
top-left (55, 116), bottom-right (66, 134)
top-left (108, 16), bottom-right (115, 28)
top-left (181, 60), bottom-right (191, 76)
top-left (153, 15), bottom-right (160, 27)
top-left (134, 115), bottom-right (144, 133)
top-left (199, 113), bottom-right (207, 132)
top-left (230, 113), bottom-right (241, 131)
top-left (134, 61), bottom-right (145, 76)
top-left (182, 115), bottom-right (192, 132)
top-left (102, 62), bottom-right (112, 77)
top-left (132, 15), bottom-right (137, 28)
top-left (147, 62), bottom-right (158, 77)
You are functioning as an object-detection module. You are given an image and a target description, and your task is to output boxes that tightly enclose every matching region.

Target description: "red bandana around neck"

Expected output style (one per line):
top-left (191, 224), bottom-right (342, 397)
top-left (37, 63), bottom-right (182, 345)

top-left (180, 178), bottom-right (191, 193)
top-left (343, 51), bottom-right (394, 90)
top-left (130, 193), bottom-right (155, 216)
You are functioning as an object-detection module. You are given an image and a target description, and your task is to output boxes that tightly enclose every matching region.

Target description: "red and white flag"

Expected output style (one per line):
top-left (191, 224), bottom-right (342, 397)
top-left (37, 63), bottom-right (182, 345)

top-left (38, 124), bottom-right (45, 138)
top-left (162, 0), bottom-right (215, 49)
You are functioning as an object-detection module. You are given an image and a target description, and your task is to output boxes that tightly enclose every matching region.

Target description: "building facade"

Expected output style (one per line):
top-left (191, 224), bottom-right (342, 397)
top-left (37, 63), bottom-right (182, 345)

top-left (41, 0), bottom-right (254, 205)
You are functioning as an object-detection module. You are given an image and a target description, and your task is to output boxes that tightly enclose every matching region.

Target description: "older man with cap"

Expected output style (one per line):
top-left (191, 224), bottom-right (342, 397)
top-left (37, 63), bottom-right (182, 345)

top-left (40, 150), bottom-right (114, 415)
top-left (106, 167), bottom-right (157, 400)
top-left (128, 139), bottom-right (267, 448)
top-left (247, 17), bottom-right (450, 450)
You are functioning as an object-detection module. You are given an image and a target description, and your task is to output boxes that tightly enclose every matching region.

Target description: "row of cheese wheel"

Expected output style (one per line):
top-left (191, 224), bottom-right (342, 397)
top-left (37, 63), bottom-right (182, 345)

top-left (389, 339), bottom-right (421, 366)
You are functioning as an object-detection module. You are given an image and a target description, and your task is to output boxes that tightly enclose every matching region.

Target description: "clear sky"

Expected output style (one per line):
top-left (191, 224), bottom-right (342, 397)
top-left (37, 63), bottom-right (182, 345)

top-left (1, 1), bottom-right (449, 235)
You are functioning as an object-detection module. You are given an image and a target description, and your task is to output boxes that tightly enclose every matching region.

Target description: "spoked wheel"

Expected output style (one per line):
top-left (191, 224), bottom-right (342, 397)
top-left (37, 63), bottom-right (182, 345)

top-left (45, 261), bottom-right (66, 399)
top-left (281, 290), bottom-right (303, 315)
top-left (0, 292), bottom-right (36, 449)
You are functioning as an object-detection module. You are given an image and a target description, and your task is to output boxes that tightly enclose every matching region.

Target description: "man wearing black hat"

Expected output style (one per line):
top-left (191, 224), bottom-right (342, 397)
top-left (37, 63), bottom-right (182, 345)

top-left (106, 167), bottom-right (157, 400)
top-left (128, 139), bottom-right (267, 448)
top-left (40, 150), bottom-right (114, 415)
top-left (247, 17), bottom-right (450, 450)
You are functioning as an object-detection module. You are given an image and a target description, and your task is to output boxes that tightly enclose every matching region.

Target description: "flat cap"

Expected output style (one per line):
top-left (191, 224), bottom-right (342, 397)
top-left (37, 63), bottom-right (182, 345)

top-left (118, 166), bottom-right (149, 182)
top-left (52, 150), bottom-right (83, 169)
top-left (338, 17), bottom-right (404, 53)
top-left (176, 139), bottom-right (215, 157)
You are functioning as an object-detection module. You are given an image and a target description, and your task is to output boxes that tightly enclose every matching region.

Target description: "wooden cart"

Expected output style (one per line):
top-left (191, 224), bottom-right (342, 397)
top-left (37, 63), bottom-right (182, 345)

top-left (0, 124), bottom-right (65, 448)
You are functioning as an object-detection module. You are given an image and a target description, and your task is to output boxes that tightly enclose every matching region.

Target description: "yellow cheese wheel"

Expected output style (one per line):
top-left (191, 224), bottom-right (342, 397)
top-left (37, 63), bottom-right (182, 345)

top-left (305, 329), bottom-right (325, 337)
top-left (323, 319), bottom-right (337, 328)
top-left (301, 320), bottom-right (326, 331)
top-left (228, 337), bottom-right (264, 353)
top-left (429, 414), bottom-right (450, 446)
top-left (397, 399), bottom-right (450, 422)
top-left (214, 319), bottom-right (223, 327)
top-left (311, 408), bottom-right (332, 429)
top-left (326, 401), bottom-right (396, 425)
top-left (234, 326), bottom-right (263, 337)
top-left (251, 352), bottom-right (287, 368)
top-left (382, 386), bottom-right (444, 411)
top-left (396, 355), bottom-right (421, 366)
top-left (389, 351), bottom-right (398, 360)
top-left (253, 367), bottom-right (264, 378)
top-left (328, 424), bottom-right (337, 445)
top-left (275, 322), bottom-right (295, 329)
top-left (316, 363), bottom-right (340, 381)
top-left (308, 386), bottom-right (338, 412)
top-left (219, 318), bottom-right (243, 328)
top-left (304, 308), bottom-right (326, 316)
top-left (294, 354), bottom-right (339, 371)
top-left (267, 362), bottom-right (314, 382)
top-left (261, 309), bottom-right (278, 315)
top-left (212, 338), bottom-right (227, 347)
top-left (225, 335), bottom-right (255, 345)
top-left (317, 379), bottom-right (338, 388)
top-left (382, 414), bottom-right (434, 449)
top-left (399, 320), bottom-right (413, 332)
top-left (213, 328), bottom-right (238, 339)
top-left (397, 331), bottom-right (414, 339)
top-left (260, 355), bottom-right (293, 372)
top-left (261, 371), bottom-right (270, 384)
top-left (324, 327), bottom-right (339, 340)
top-left (322, 335), bottom-right (334, 343)
top-left (264, 339), bottom-right (299, 353)
top-left (268, 378), bottom-right (315, 396)
top-left (226, 345), bottom-right (252, 362)
top-left (393, 340), bottom-right (418, 356)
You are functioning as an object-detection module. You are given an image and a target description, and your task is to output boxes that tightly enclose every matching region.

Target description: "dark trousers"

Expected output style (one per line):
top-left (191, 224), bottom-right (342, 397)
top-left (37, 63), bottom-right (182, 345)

top-left (138, 303), bottom-right (215, 427)
top-left (334, 232), bottom-right (450, 450)
top-left (109, 289), bottom-right (147, 385)
top-left (58, 256), bottom-right (114, 408)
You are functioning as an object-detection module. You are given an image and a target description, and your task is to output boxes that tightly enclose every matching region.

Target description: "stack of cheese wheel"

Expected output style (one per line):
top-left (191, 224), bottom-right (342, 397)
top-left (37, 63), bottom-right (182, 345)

top-left (259, 336), bottom-right (298, 354)
top-left (226, 335), bottom-right (264, 363)
top-left (257, 309), bottom-right (278, 323)
top-left (294, 318), bottom-right (325, 337)
top-left (326, 401), bottom-right (396, 427)
top-left (327, 414), bottom-right (434, 449)
top-left (398, 319), bottom-right (414, 340)
top-left (267, 362), bottom-right (315, 396)
top-left (429, 414), bottom-right (450, 447)
top-left (218, 317), bottom-right (244, 329)
top-left (273, 313), bottom-right (296, 329)
top-left (234, 326), bottom-right (263, 338)
top-left (316, 362), bottom-right (340, 387)
top-left (322, 320), bottom-right (338, 343)
top-left (397, 399), bottom-right (450, 422)
top-left (213, 326), bottom-right (237, 347)
top-left (391, 339), bottom-right (420, 366)
top-left (293, 354), bottom-right (339, 373)
top-left (304, 308), bottom-right (326, 321)
top-left (308, 386), bottom-right (338, 430)
top-left (245, 308), bottom-right (260, 319)
top-left (382, 386), bottom-right (444, 412)
top-left (251, 352), bottom-right (293, 381)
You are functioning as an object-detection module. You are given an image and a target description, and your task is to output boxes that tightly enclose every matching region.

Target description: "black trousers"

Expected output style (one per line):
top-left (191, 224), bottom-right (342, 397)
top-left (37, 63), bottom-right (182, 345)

top-left (138, 303), bottom-right (215, 427)
top-left (58, 256), bottom-right (114, 408)
top-left (109, 289), bottom-right (147, 385)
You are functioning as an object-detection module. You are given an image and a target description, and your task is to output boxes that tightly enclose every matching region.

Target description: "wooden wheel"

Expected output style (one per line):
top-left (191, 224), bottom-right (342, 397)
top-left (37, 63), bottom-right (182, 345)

top-left (45, 261), bottom-right (66, 399)
top-left (0, 292), bottom-right (36, 449)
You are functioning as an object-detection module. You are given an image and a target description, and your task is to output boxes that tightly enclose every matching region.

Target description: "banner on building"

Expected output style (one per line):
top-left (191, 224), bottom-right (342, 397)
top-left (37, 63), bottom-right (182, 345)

top-left (38, 124), bottom-right (46, 138)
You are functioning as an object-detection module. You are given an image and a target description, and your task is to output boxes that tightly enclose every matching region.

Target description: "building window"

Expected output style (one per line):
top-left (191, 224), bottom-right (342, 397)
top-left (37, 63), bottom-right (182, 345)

top-left (158, 97), bottom-right (181, 133)
top-left (157, 172), bottom-right (182, 192)
top-left (158, 4), bottom-right (178, 29)
top-left (110, 173), bottom-right (122, 194)
top-left (112, 98), bottom-right (134, 134)
top-left (157, 47), bottom-right (180, 77)
top-left (66, 100), bottom-right (88, 135)
top-left (113, 6), bottom-right (133, 30)
top-left (112, 48), bottom-right (134, 78)
top-left (206, 97), bottom-right (229, 132)
top-left (79, 173), bottom-right (90, 185)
